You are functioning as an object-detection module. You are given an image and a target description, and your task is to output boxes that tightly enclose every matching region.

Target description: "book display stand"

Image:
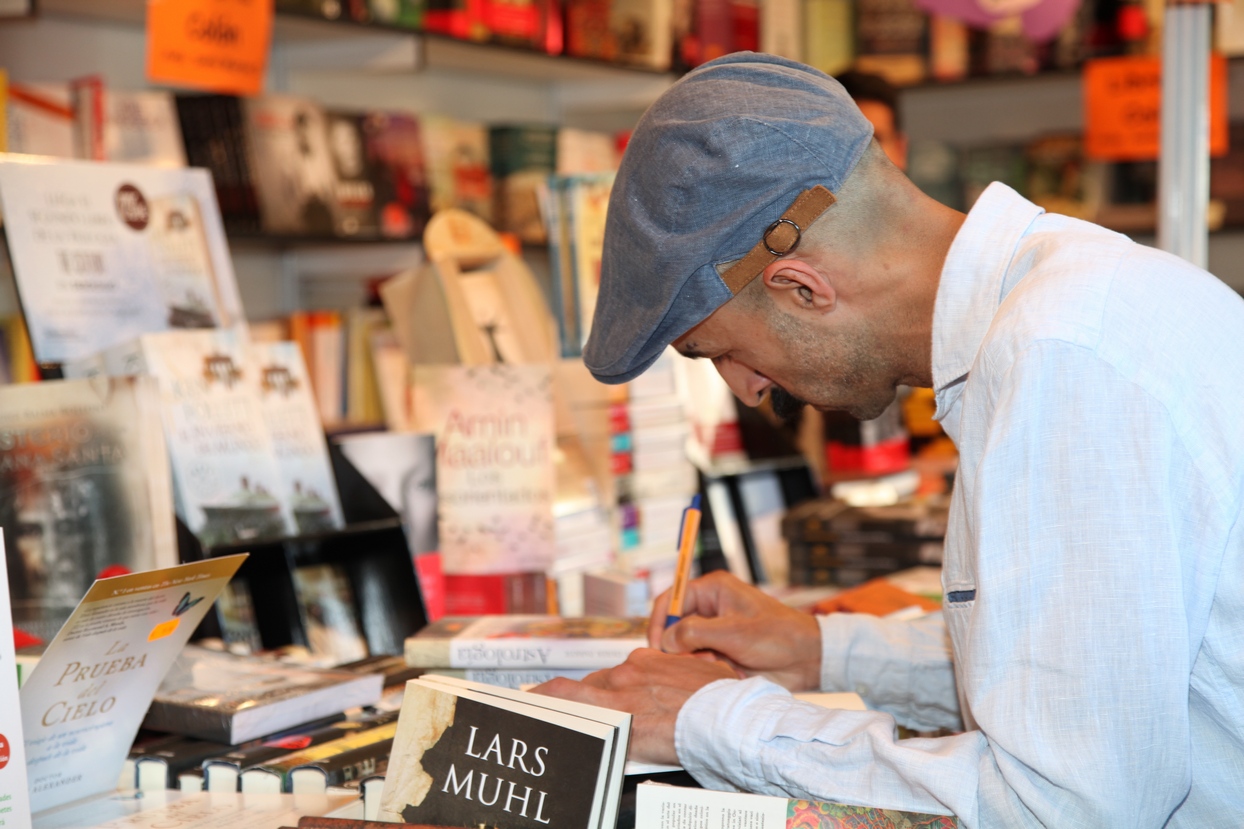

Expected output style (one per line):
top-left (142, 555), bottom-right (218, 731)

top-left (183, 443), bottom-right (428, 657)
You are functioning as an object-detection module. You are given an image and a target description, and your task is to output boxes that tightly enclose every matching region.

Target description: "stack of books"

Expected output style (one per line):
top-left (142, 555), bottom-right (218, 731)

top-left (782, 497), bottom-right (949, 587)
top-left (404, 614), bottom-right (649, 688)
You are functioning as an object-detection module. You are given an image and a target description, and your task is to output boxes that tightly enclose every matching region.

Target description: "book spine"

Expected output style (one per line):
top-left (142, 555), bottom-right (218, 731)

top-left (292, 737), bottom-right (394, 788)
top-left (298, 818), bottom-right (450, 829)
top-left (445, 637), bottom-right (643, 669)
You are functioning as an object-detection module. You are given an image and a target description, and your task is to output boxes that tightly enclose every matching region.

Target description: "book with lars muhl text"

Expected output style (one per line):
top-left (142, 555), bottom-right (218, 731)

top-left (378, 677), bottom-right (630, 829)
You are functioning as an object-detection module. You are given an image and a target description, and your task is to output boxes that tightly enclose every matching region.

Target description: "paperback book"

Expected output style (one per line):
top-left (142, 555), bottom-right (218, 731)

top-left (249, 340), bottom-right (344, 535)
top-left (239, 721), bottom-right (399, 793)
top-left (144, 646), bottom-right (385, 745)
top-left (635, 782), bottom-right (957, 828)
top-left (404, 615), bottom-right (647, 669)
top-left (0, 375), bottom-right (177, 642)
top-left (0, 156), bottom-right (244, 365)
top-left (291, 563), bottom-right (370, 665)
top-left (411, 364), bottom-right (555, 576)
top-left (377, 676), bottom-right (629, 829)
top-left (86, 329), bottom-right (298, 547)
top-left (243, 96), bottom-right (338, 237)
top-left (21, 556), bottom-right (247, 813)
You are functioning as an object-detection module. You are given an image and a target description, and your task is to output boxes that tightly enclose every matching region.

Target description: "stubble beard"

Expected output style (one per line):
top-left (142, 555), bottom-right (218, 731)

top-left (766, 306), bottom-right (895, 423)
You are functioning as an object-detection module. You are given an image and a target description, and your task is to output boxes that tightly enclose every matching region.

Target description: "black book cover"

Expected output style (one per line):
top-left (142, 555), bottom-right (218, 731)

top-left (381, 682), bottom-right (610, 828)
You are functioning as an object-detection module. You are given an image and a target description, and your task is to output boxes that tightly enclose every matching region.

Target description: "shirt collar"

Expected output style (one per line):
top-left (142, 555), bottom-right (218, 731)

top-left (932, 182), bottom-right (1045, 419)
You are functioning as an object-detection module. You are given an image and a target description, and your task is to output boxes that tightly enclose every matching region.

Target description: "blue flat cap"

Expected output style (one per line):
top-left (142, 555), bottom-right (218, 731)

top-left (583, 52), bottom-right (874, 384)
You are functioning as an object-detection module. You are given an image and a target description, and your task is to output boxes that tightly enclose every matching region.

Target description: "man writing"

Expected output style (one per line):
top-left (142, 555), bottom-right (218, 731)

top-left (537, 52), bottom-right (1244, 826)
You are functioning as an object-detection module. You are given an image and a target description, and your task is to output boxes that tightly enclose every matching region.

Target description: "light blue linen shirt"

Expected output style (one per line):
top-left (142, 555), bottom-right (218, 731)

top-left (675, 183), bottom-right (1244, 827)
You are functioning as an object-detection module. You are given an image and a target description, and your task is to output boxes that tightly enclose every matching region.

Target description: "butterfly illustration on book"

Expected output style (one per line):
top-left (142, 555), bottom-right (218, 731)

top-left (148, 592), bottom-right (206, 642)
top-left (174, 592), bottom-right (205, 617)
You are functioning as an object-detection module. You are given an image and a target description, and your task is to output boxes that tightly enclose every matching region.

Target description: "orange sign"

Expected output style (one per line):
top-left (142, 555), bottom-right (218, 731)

top-left (146, 0), bottom-right (273, 96)
top-left (1084, 55), bottom-right (1228, 162)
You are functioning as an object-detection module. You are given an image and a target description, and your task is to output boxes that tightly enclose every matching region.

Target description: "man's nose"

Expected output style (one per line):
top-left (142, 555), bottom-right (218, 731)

top-left (713, 357), bottom-right (772, 407)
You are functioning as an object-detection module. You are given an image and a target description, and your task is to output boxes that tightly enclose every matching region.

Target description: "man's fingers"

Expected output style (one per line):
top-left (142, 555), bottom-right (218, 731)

top-left (647, 587), bottom-right (673, 647)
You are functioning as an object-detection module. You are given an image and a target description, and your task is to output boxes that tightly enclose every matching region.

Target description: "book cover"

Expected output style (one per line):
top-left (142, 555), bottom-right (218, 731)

top-left (421, 115), bottom-right (492, 224)
top-left (21, 556), bottom-right (247, 813)
top-left (411, 364), bottom-right (555, 576)
top-left (362, 111), bottom-right (432, 240)
top-left (610, 0), bottom-right (673, 69)
top-left (103, 90), bottom-right (186, 168)
top-left (105, 329), bottom-right (297, 548)
top-left (325, 111), bottom-right (380, 238)
top-left (0, 376), bottom-right (177, 642)
top-left (404, 615), bottom-right (647, 669)
top-left (144, 646), bottom-right (384, 745)
top-left (635, 782), bottom-right (957, 828)
top-left (243, 96), bottom-right (338, 237)
top-left (0, 156), bottom-right (245, 366)
top-left (853, 0), bottom-right (928, 86)
top-left (291, 563), bottom-right (370, 665)
top-left (5, 82), bottom-right (74, 158)
top-left (563, 174), bottom-right (613, 353)
top-left (29, 790), bottom-right (357, 829)
top-left (488, 125), bottom-right (557, 244)
top-left (377, 678), bottom-right (617, 828)
top-left (249, 340), bottom-right (345, 534)
top-left (0, 538), bottom-right (32, 828)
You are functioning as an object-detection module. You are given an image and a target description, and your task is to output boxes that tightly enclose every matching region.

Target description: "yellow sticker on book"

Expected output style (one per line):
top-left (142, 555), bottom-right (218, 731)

top-left (148, 618), bottom-right (180, 642)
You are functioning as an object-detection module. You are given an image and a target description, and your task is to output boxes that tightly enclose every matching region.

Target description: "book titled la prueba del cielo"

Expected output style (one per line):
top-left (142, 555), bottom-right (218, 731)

top-left (378, 677), bottom-right (628, 829)
top-left (0, 155), bottom-right (244, 366)
top-left (404, 615), bottom-right (647, 669)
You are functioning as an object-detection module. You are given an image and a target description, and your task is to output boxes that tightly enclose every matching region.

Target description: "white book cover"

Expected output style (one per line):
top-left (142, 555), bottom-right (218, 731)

top-left (5, 82), bottom-right (73, 158)
top-left (31, 790), bottom-right (356, 829)
top-left (21, 556), bottom-right (247, 813)
top-left (103, 90), bottom-right (186, 168)
top-left (411, 364), bottom-right (555, 575)
top-left (0, 156), bottom-right (244, 365)
top-left (248, 341), bottom-right (344, 535)
top-left (0, 537), bottom-right (33, 829)
top-left (119, 330), bottom-right (296, 547)
top-left (0, 376), bottom-right (177, 642)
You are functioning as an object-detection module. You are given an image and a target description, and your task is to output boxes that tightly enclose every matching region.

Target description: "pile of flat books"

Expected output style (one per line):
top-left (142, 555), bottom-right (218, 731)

top-left (403, 614), bottom-right (650, 688)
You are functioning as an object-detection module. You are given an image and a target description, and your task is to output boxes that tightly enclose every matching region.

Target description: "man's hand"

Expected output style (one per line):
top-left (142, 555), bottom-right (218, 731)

top-left (533, 649), bottom-right (738, 765)
top-left (650, 570), bottom-right (822, 692)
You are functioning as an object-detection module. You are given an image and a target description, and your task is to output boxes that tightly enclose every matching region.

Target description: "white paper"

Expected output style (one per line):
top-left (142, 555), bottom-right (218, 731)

top-left (635, 783), bottom-right (787, 828)
top-left (0, 536), bottom-right (33, 829)
top-left (21, 556), bottom-right (246, 813)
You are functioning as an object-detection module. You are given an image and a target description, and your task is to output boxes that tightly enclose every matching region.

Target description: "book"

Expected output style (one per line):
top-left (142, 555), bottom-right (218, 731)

top-left (5, 82), bottom-right (74, 158)
top-left (362, 111), bottom-right (432, 240)
top-left (610, 0), bottom-right (673, 69)
top-left (635, 782), bottom-right (957, 828)
top-left (21, 557), bottom-right (247, 813)
top-left (0, 376), bottom-right (177, 642)
top-left (29, 790), bottom-right (359, 829)
top-left (324, 110), bottom-right (380, 238)
top-left (0, 156), bottom-right (245, 366)
top-left (291, 563), bottom-right (370, 665)
top-left (249, 340), bottom-right (345, 534)
top-left (243, 96), bottom-right (338, 237)
top-left (203, 710), bottom-right (400, 792)
top-left (428, 667), bottom-right (595, 688)
top-left (411, 364), bottom-right (556, 576)
top-left (82, 329), bottom-right (297, 548)
top-left (143, 646), bottom-right (385, 745)
top-left (102, 89), bottom-right (186, 168)
top-left (853, 0), bottom-right (928, 86)
top-left (489, 124), bottom-right (558, 244)
top-left (404, 615), bottom-right (647, 669)
top-left (0, 537), bottom-right (32, 825)
top-left (239, 721), bottom-right (399, 793)
top-left (421, 115), bottom-right (492, 224)
top-left (377, 677), bottom-right (629, 829)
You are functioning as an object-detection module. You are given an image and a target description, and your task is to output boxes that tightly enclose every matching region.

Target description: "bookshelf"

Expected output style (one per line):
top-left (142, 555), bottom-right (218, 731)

top-left (6, 2), bottom-right (1244, 302)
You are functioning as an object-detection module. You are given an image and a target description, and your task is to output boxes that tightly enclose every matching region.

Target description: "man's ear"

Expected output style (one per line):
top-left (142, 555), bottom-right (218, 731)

top-left (760, 258), bottom-right (836, 312)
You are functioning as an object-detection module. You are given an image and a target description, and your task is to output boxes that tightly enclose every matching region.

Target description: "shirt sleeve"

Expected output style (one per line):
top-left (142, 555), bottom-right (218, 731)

top-left (817, 611), bottom-right (961, 732)
top-left (675, 341), bottom-right (1198, 828)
